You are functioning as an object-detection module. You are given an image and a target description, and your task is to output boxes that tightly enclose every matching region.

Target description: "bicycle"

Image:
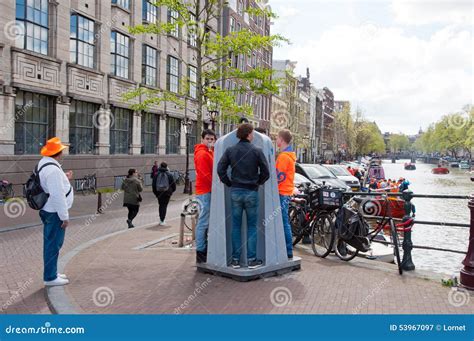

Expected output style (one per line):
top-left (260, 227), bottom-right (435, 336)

top-left (0, 180), bottom-right (15, 200)
top-left (79, 174), bottom-right (97, 195)
top-left (334, 194), bottom-right (414, 275)
top-left (289, 182), bottom-right (340, 258)
top-left (171, 170), bottom-right (186, 186)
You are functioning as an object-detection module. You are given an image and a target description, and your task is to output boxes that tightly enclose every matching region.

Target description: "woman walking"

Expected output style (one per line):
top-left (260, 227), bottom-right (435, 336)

top-left (122, 169), bottom-right (143, 229)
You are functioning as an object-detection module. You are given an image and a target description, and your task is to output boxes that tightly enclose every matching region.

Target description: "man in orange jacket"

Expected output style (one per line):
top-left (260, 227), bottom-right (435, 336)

top-left (276, 130), bottom-right (297, 259)
top-left (194, 129), bottom-right (216, 263)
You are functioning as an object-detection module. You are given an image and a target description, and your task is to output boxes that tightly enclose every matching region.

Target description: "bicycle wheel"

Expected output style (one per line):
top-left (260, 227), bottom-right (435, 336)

top-left (334, 238), bottom-right (359, 261)
top-left (311, 213), bottom-right (335, 258)
top-left (390, 220), bottom-right (403, 275)
top-left (289, 206), bottom-right (304, 245)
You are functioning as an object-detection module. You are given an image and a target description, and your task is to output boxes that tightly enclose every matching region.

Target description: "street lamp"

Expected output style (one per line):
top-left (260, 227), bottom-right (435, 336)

top-left (209, 109), bottom-right (219, 131)
top-left (182, 116), bottom-right (193, 195)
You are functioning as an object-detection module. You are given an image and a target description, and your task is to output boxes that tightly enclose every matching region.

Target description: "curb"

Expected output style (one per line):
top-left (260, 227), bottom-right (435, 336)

top-left (45, 217), bottom-right (181, 314)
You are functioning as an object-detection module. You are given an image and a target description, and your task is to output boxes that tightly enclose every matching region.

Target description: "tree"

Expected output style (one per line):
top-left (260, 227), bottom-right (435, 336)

top-left (124, 0), bottom-right (286, 130)
top-left (388, 134), bottom-right (410, 153)
top-left (352, 110), bottom-right (385, 156)
top-left (334, 102), bottom-right (355, 158)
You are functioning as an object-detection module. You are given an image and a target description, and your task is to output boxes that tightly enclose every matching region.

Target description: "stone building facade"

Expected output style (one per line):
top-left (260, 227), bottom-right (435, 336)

top-left (0, 0), bottom-right (251, 192)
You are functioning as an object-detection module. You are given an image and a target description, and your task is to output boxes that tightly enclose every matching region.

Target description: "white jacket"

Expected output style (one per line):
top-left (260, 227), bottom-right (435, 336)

top-left (38, 157), bottom-right (74, 221)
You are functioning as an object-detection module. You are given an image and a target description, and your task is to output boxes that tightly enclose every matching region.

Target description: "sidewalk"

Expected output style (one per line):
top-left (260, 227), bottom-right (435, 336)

top-left (0, 186), bottom-right (188, 231)
top-left (52, 219), bottom-right (474, 315)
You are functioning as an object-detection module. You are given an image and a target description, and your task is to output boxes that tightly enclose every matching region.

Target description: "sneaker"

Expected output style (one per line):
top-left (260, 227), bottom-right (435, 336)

top-left (288, 255), bottom-right (294, 260)
top-left (127, 219), bottom-right (134, 229)
top-left (57, 273), bottom-right (68, 279)
top-left (44, 277), bottom-right (69, 287)
top-left (196, 251), bottom-right (207, 264)
top-left (161, 220), bottom-right (166, 226)
top-left (248, 260), bottom-right (263, 269)
top-left (231, 260), bottom-right (241, 269)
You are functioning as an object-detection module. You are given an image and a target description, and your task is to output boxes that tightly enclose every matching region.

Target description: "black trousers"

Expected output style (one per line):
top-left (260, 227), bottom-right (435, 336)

top-left (124, 204), bottom-right (140, 221)
top-left (157, 193), bottom-right (171, 221)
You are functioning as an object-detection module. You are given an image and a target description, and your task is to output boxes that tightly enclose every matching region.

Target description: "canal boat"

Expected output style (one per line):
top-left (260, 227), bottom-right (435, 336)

top-left (432, 167), bottom-right (450, 175)
top-left (404, 162), bottom-right (416, 170)
top-left (450, 162), bottom-right (460, 168)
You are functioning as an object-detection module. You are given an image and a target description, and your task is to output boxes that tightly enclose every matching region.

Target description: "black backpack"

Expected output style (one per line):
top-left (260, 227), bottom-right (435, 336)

top-left (155, 172), bottom-right (170, 192)
top-left (24, 163), bottom-right (71, 210)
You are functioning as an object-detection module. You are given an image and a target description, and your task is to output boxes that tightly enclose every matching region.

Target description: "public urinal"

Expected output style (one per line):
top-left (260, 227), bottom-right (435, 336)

top-left (196, 130), bottom-right (302, 281)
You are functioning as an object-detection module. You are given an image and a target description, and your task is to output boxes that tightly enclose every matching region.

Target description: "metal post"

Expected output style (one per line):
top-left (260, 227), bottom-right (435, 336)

top-left (179, 213), bottom-right (185, 248)
top-left (97, 192), bottom-right (103, 214)
top-left (401, 190), bottom-right (415, 271)
top-left (460, 176), bottom-right (474, 290)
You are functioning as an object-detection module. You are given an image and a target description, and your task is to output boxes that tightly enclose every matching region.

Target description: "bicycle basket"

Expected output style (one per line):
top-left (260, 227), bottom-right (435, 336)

top-left (318, 188), bottom-right (343, 210)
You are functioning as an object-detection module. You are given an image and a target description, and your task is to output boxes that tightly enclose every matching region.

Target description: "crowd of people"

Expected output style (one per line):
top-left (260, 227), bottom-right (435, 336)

top-left (367, 177), bottom-right (411, 193)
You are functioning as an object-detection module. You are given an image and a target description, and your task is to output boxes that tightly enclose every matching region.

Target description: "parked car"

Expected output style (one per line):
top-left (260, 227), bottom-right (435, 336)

top-left (323, 165), bottom-right (361, 191)
top-left (294, 173), bottom-right (313, 186)
top-left (295, 164), bottom-right (351, 192)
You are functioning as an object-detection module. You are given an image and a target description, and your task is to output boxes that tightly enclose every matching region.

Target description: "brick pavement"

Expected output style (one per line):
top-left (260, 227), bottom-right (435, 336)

top-left (61, 223), bottom-right (474, 315)
top-left (0, 187), bottom-right (191, 314)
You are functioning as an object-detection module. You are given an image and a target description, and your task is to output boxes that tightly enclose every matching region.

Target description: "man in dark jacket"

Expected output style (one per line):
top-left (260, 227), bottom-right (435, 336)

top-left (217, 124), bottom-right (270, 269)
top-left (152, 162), bottom-right (176, 225)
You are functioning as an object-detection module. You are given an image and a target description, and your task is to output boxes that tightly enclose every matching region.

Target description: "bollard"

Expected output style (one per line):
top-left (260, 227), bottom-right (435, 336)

top-left (460, 178), bottom-right (474, 289)
top-left (179, 213), bottom-right (185, 248)
top-left (401, 190), bottom-right (415, 271)
top-left (97, 192), bottom-right (103, 214)
top-left (191, 215), bottom-right (197, 242)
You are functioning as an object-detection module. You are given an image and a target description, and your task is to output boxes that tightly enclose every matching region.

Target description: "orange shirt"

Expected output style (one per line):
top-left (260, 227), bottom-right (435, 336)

top-left (194, 144), bottom-right (214, 195)
top-left (276, 150), bottom-right (297, 196)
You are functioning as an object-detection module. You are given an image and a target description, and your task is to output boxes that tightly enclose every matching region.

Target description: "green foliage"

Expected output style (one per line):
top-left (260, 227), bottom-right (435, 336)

top-left (388, 134), bottom-right (410, 153)
top-left (124, 0), bottom-right (287, 129)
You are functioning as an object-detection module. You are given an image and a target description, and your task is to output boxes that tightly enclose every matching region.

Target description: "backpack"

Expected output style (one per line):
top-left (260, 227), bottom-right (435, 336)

top-left (23, 162), bottom-right (58, 210)
top-left (155, 172), bottom-right (170, 192)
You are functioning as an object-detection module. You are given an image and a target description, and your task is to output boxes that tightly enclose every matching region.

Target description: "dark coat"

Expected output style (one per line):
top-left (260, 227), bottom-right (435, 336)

top-left (122, 176), bottom-right (143, 206)
top-left (152, 167), bottom-right (176, 197)
top-left (217, 140), bottom-right (270, 191)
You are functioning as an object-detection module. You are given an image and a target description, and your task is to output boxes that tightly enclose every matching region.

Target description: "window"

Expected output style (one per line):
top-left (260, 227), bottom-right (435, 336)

top-left (238, 0), bottom-right (244, 16)
top-left (239, 54), bottom-right (245, 71)
top-left (167, 55), bottom-right (180, 93)
top-left (70, 14), bottom-right (95, 68)
top-left (110, 107), bottom-right (132, 154)
top-left (111, 31), bottom-right (130, 78)
top-left (230, 17), bottom-right (236, 33)
top-left (188, 65), bottom-right (197, 99)
top-left (141, 112), bottom-right (158, 154)
top-left (15, 0), bottom-right (49, 55)
top-left (143, 0), bottom-right (157, 23)
top-left (69, 100), bottom-right (99, 155)
top-left (166, 117), bottom-right (181, 154)
top-left (186, 121), bottom-right (197, 152)
top-left (168, 9), bottom-right (179, 38)
top-left (112, 0), bottom-right (130, 10)
top-left (251, 52), bottom-right (256, 68)
top-left (142, 45), bottom-right (157, 86)
top-left (188, 12), bottom-right (197, 47)
top-left (14, 91), bottom-right (54, 155)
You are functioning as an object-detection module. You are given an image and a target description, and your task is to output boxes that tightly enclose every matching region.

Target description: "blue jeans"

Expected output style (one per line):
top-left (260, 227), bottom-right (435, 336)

top-left (195, 193), bottom-right (211, 252)
top-left (280, 195), bottom-right (294, 258)
top-left (40, 211), bottom-right (65, 282)
top-left (231, 188), bottom-right (259, 262)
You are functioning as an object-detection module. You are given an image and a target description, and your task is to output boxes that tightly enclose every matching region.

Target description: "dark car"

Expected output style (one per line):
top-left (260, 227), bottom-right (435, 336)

top-left (295, 164), bottom-right (351, 192)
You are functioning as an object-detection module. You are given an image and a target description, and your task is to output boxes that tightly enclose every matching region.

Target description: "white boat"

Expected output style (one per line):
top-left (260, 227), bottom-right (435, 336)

top-left (358, 233), bottom-right (395, 263)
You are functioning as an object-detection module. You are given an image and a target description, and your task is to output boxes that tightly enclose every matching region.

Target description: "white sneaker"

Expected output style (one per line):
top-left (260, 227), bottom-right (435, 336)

top-left (44, 277), bottom-right (69, 287)
top-left (159, 220), bottom-right (166, 226)
top-left (57, 273), bottom-right (68, 279)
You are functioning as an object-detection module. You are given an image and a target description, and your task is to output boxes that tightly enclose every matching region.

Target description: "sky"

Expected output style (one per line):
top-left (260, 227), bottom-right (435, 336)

top-left (270, 0), bottom-right (473, 135)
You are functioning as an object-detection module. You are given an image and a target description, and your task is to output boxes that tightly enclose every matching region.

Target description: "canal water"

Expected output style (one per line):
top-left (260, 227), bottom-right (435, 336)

top-left (382, 159), bottom-right (473, 276)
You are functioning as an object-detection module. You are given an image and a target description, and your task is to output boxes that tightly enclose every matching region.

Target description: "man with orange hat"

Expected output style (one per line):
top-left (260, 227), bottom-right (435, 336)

top-left (38, 137), bottom-right (74, 286)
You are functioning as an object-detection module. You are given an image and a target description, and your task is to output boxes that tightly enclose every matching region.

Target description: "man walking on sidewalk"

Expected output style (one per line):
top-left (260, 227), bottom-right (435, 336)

top-left (152, 162), bottom-right (176, 225)
top-left (38, 138), bottom-right (74, 286)
top-left (194, 129), bottom-right (216, 263)
top-left (217, 124), bottom-right (270, 269)
top-left (276, 130), bottom-right (297, 259)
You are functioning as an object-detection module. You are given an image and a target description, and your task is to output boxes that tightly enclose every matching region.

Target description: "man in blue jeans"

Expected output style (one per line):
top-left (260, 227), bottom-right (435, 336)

top-left (217, 124), bottom-right (270, 269)
top-left (194, 129), bottom-right (216, 263)
top-left (37, 138), bottom-right (74, 286)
